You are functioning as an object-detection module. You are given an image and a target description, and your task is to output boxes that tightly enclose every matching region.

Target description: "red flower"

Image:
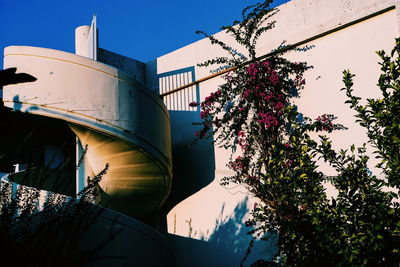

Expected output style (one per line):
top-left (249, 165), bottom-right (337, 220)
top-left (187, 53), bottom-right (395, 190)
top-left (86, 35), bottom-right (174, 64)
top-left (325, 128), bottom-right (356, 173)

top-left (200, 110), bottom-right (209, 119)
top-left (189, 101), bottom-right (199, 107)
top-left (246, 63), bottom-right (259, 78)
top-left (268, 70), bottom-right (279, 85)
top-left (242, 89), bottom-right (251, 99)
top-left (258, 112), bottom-right (279, 128)
top-left (315, 114), bottom-right (335, 132)
top-left (275, 102), bottom-right (285, 111)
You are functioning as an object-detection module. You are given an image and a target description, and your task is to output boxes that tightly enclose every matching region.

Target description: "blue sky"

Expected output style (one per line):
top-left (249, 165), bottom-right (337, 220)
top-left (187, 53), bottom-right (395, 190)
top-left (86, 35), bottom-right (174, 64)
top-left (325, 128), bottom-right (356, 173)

top-left (1, 0), bottom-right (290, 69)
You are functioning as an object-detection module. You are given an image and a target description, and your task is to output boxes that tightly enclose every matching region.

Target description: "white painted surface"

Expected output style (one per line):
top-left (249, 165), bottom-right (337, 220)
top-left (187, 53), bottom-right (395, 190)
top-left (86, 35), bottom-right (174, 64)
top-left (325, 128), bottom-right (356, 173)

top-left (3, 46), bottom-right (172, 219)
top-left (2, 0), bottom-right (399, 263)
top-left (75, 25), bottom-right (90, 57)
top-left (3, 46), bottom-right (171, 168)
top-left (87, 15), bottom-right (98, 60)
top-left (75, 16), bottom-right (97, 60)
top-left (160, 0), bottom-right (399, 246)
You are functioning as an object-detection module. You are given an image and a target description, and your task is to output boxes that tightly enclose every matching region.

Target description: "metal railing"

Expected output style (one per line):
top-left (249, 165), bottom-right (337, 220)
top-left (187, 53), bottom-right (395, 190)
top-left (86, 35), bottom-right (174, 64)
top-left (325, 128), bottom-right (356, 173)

top-left (159, 5), bottom-right (395, 98)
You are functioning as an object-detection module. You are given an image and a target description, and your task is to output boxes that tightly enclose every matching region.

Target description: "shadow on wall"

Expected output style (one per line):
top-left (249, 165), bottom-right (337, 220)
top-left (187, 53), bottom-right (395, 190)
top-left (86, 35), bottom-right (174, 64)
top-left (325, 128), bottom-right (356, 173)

top-left (12, 95), bottom-right (39, 113)
top-left (97, 48), bottom-right (146, 84)
top-left (168, 198), bottom-right (278, 266)
top-left (168, 233), bottom-right (241, 267)
top-left (156, 66), bottom-right (216, 211)
top-left (205, 197), bottom-right (278, 266)
top-left (167, 110), bottom-right (216, 210)
top-left (0, 106), bottom-right (77, 195)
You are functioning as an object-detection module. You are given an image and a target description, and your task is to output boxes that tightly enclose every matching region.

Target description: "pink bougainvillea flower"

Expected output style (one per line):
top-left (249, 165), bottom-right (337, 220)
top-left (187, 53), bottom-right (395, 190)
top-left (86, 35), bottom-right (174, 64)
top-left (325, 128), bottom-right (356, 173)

top-left (315, 114), bottom-right (334, 132)
top-left (268, 70), bottom-right (280, 85)
top-left (258, 112), bottom-right (279, 128)
top-left (228, 156), bottom-right (249, 171)
top-left (261, 92), bottom-right (274, 101)
top-left (262, 61), bottom-right (271, 68)
top-left (242, 89), bottom-right (251, 99)
top-left (246, 63), bottom-right (259, 78)
top-left (200, 110), bottom-right (209, 119)
top-left (189, 101), bottom-right (199, 107)
top-left (275, 102), bottom-right (285, 111)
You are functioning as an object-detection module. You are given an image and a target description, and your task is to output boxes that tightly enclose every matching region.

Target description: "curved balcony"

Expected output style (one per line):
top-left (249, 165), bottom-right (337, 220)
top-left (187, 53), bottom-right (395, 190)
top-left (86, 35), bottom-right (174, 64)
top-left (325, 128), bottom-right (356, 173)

top-left (3, 46), bottom-right (172, 219)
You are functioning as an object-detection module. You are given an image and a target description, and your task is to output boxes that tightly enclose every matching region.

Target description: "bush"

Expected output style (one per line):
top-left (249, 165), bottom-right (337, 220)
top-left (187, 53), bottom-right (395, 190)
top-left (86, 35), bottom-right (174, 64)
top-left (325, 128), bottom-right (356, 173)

top-left (195, 1), bottom-right (400, 265)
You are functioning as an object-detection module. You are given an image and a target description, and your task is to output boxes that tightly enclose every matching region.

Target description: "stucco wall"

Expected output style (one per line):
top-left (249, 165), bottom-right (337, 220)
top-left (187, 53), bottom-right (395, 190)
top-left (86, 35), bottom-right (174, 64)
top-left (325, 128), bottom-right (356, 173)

top-left (155, 0), bottom-right (399, 263)
top-left (3, 46), bottom-right (173, 223)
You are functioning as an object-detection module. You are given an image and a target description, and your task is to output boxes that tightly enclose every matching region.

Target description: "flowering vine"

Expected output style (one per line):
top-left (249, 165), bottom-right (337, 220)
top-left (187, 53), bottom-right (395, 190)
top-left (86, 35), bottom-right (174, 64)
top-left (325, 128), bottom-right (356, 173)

top-left (192, 1), bottom-right (400, 265)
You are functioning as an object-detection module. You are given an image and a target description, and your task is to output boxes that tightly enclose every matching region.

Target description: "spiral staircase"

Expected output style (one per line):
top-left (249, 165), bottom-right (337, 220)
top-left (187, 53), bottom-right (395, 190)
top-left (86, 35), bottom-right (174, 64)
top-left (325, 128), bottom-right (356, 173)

top-left (2, 45), bottom-right (172, 221)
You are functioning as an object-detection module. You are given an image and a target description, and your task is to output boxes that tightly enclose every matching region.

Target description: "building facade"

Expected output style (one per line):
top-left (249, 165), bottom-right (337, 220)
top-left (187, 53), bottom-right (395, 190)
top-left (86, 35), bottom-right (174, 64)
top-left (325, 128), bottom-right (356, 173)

top-left (1, 0), bottom-right (400, 265)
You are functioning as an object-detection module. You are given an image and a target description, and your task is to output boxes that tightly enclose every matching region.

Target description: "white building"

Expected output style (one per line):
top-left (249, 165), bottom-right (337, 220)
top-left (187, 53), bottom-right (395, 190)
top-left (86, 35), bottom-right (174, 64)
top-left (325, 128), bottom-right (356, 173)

top-left (1, 0), bottom-right (399, 265)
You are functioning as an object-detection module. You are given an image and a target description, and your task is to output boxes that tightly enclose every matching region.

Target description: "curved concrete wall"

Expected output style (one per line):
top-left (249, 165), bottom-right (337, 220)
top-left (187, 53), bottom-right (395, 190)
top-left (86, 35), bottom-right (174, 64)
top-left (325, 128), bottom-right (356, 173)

top-left (0, 176), bottom-right (175, 266)
top-left (3, 46), bottom-right (172, 219)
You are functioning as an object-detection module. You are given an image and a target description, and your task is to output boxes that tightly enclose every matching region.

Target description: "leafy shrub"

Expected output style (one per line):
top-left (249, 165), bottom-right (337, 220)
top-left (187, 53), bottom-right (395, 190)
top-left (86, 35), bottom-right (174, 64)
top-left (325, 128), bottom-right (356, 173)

top-left (195, 1), bottom-right (400, 265)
